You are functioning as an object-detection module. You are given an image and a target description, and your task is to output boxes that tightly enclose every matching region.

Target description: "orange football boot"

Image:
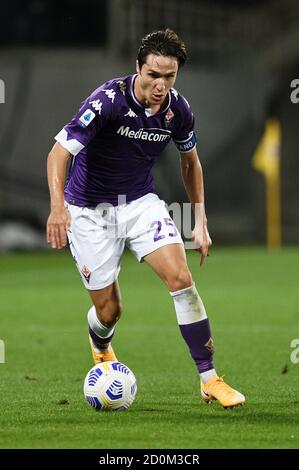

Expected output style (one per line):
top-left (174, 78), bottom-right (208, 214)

top-left (89, 335), bottom-right (117, 364)
top-left (201, 376), bottom-right (245, 408)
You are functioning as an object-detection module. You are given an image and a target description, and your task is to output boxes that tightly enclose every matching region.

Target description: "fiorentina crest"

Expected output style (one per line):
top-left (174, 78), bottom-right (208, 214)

top-left (81, 265), bottom-right (91, 283)
top-left (164, 108), bottom-right (174, 127)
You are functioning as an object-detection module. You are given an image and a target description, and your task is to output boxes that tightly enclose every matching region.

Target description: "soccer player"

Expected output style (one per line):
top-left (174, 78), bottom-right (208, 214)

top-left (46, 29), bottom-right (245, 408)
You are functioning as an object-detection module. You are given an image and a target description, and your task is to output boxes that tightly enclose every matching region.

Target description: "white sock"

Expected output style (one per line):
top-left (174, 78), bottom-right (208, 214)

top-left (170, 283), bottom-right (208, 324)
top-left (87, 306), bottom-right (115, 352)
top-left (170, 283), bottom-right (218, 381)
top-left (200, 369), bottom-right (217, 384)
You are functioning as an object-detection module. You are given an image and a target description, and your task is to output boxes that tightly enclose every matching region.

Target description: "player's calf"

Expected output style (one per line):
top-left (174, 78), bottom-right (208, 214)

top-left (87, 306), bottom-right (118, 363)
top-left (170, 283), bottom-right (246, 407)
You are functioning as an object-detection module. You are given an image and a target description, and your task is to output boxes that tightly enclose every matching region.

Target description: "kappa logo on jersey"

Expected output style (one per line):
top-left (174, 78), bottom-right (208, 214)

top-left (103, 89), bottom-right (116, 103)
top-left (124, 108), bottom-right (137, 118)
top-left (171, 88), bottom-right (179, 101)
top-left (117, 125), bottom-right (170, 142)
top-left (89, 99), bottom-right (103, 114)
top-left (164, 108), bottom-right (174, 126)
top-left (81, 265), bottom-right (91, 283)
top-left (117, 81), bottom-right (127, 95)
top-left (79, 109), bottom-right (96, 127)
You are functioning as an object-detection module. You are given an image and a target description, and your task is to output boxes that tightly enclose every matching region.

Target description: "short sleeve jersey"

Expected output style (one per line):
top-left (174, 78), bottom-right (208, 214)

top-left (55, 74), bottom-right (197, 206)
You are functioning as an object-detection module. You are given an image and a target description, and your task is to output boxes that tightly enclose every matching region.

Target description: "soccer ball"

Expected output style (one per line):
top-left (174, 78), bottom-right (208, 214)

top-left (83, 361), bottom-right (137, 411)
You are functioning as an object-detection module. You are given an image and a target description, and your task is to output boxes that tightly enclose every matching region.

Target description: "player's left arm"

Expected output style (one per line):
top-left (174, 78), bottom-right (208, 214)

top-left (180, 147), bottom-right (212, 266)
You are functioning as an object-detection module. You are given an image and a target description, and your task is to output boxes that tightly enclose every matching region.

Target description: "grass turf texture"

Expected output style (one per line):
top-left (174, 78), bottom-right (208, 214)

top-left (0, 247), bottom-right (298, 449)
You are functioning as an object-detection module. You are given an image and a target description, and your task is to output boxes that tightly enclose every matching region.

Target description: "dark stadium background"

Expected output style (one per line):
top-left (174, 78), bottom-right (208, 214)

top-left (0, 0), bottom-right (299, 248)
top-left (0, 0), bottom-right (299, 455)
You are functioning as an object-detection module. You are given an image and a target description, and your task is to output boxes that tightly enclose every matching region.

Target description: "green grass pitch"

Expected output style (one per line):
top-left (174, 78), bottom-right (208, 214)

top-left (0, 247), bottom-right (298, 449)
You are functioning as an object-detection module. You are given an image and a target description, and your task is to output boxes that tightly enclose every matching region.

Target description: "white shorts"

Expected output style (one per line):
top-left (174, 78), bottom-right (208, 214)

top-left (66, 193), bottom-right (183, 290)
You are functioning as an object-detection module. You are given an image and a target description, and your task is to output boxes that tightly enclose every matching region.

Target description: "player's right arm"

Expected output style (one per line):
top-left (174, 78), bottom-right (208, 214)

top-left (46, 142), bottom-right (72, 249)
top-left (47, 84), bottom-right (114, 248)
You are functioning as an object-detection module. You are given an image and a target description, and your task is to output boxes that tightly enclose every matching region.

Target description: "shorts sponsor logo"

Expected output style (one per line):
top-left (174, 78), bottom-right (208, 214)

top-left (117, 125), bottom-right (170, 142)
top-left (79, 109), bottom-right (96, 127)
top-left (81, 265), bottom-right (91, 283)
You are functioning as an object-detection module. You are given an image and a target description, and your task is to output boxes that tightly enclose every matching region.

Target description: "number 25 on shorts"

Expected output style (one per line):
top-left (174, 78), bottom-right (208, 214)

top-left (150, 217), bottom-right (178, 242)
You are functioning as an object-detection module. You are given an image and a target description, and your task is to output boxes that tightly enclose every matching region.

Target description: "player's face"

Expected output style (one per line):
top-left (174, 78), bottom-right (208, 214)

top-left (136, 54), bottom-right (178, 107)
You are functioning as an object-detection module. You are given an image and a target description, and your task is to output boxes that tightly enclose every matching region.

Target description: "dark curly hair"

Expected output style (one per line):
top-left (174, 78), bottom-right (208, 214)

top-left (137, 28), bottom-right (187, 69)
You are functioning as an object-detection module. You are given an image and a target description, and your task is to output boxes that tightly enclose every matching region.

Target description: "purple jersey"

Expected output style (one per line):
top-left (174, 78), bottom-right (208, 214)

top-left (55, 74), bottom-right (197, 206)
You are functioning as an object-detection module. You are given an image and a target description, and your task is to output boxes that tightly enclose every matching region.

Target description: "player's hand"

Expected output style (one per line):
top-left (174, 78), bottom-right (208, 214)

top-left (191, 223), bottom-right (212, 267)
top-left (46, 206), bottom-right (71, 249)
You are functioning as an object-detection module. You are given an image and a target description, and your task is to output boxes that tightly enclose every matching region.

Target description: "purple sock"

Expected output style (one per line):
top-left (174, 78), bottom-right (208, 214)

top-left (179, 318), bottom-right (214, 373)
top-left (89, 327), bottom-right (114, 351)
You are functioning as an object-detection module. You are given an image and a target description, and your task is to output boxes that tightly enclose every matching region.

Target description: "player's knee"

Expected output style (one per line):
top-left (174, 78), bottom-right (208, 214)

top-left (167, 268), bottom-right (193, 292)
